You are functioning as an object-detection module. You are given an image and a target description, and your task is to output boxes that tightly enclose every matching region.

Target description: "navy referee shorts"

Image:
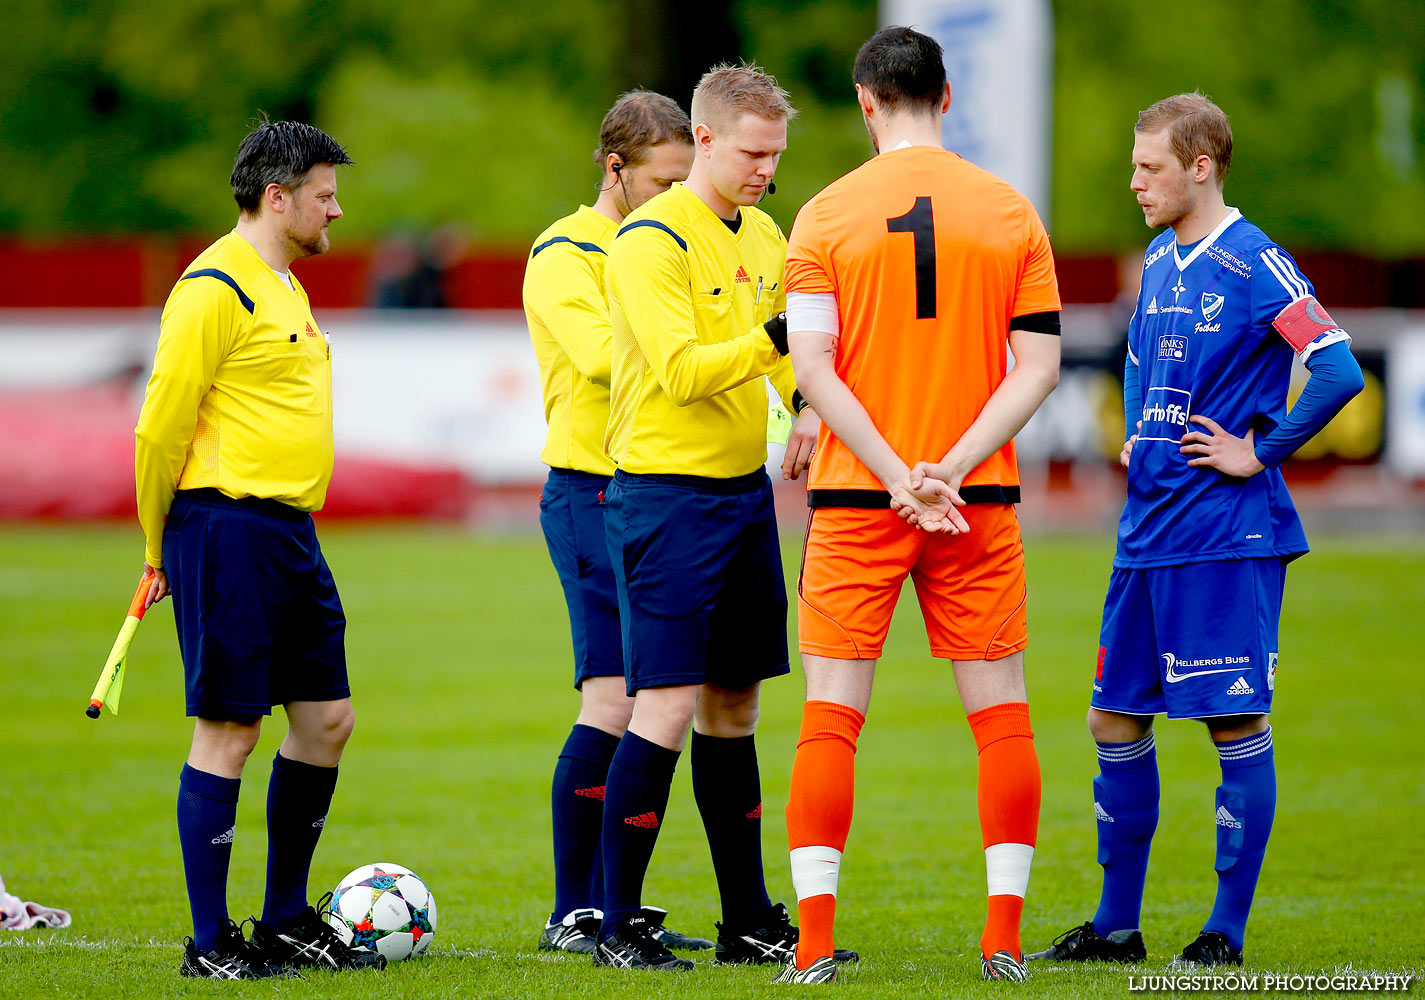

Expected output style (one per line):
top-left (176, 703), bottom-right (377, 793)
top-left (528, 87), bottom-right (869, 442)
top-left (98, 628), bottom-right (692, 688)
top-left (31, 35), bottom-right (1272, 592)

top-left (603, 469), bottom-right (790, 694)
top-left (538, 467), bottom-right (624, 689)
top-left (163, 489), bottom-right (350, 720)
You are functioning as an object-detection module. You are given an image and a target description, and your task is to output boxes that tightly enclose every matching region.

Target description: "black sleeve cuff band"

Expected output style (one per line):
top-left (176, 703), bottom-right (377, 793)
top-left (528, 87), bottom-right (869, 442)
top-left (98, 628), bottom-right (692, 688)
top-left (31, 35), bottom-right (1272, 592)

top-left (1010, 311), bottom-right (1061, 335)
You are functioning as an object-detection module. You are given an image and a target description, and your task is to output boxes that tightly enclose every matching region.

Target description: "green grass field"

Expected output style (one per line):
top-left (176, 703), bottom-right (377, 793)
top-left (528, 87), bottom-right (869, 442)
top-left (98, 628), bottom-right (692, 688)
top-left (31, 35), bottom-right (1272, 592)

top-left (2, 525), bottom-right (1421, 998)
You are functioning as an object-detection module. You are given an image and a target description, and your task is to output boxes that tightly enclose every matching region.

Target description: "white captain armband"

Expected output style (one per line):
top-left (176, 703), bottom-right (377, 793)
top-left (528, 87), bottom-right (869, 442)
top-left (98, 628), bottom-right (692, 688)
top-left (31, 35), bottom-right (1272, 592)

top-left (786, 291), bottom-right (840, 338)
top-left (1272, 295), bottom-right (1351, 358)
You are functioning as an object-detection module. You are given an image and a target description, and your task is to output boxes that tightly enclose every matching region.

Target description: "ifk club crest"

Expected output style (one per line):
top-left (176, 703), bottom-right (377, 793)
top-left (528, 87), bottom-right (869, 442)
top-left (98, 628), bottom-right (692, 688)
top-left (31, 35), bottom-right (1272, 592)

top-left (1201, 292), bottom-right (1225, 321)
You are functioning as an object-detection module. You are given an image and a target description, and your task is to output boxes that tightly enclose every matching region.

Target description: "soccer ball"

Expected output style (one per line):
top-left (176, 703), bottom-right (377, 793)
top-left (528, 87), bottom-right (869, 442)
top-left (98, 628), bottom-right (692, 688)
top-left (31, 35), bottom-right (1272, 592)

top-left (324, 862), bottom-right (437, 961)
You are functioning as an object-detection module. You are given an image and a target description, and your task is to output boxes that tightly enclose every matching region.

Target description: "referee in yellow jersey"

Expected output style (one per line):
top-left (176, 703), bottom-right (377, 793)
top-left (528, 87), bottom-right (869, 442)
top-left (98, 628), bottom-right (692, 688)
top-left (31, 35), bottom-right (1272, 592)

top-left (524, 90), bottom-right (712, 956)
top-left (593, 65), bottom-right (825, 972)
top-left (134, 120), bottom-right (381, 979)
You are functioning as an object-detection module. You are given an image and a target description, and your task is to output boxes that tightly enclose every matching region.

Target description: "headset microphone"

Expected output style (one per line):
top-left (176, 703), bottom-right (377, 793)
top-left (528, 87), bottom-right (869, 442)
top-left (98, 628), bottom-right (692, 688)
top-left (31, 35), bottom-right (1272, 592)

top-left (768, 180), bottom-right (776, 195)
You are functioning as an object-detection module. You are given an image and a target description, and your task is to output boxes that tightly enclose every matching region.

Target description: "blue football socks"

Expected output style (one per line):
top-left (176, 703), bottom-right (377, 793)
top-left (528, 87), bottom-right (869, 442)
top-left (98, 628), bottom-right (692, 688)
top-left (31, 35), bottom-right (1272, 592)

top-left (261, 752), bottom-right (339, 925)
top-left (599, 731), bottom-right (679, 940)
top-left (1205, 727), bottom-right (1276, 951)
top-left (177, 764), bottom-right (241, 952)
top-left (691, 731), bottom-right (773, 928)
top-left (1091, 733), bottom-right (1160, 936)
top-left (551, 723), bottom-right (620, 919)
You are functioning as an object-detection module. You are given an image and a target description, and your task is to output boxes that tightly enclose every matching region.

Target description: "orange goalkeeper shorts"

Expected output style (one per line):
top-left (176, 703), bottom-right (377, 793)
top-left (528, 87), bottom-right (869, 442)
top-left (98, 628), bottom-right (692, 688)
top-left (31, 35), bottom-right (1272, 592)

top-left (797, 503), bottom-right (1027, 661)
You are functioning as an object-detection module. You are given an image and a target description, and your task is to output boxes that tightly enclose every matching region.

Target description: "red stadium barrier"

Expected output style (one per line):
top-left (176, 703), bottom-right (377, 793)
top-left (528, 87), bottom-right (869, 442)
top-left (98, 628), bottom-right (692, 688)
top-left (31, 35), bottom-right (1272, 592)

top-left (0, 380), bottom-right (475, 522)
top-left (0, 241), bottom-right (149, 309)
top-left (322, 458), bottom-right (473, 520)
top-left (3, 237), bottom-right (1422, 309)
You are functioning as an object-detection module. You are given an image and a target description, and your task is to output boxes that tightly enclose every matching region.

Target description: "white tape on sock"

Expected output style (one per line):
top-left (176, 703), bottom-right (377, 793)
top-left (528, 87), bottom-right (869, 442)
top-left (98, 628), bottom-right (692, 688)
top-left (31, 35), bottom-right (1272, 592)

top-left (985, 842), bottom-right (1034, 897)
top-left (790, 846), bottom-right (842, 901)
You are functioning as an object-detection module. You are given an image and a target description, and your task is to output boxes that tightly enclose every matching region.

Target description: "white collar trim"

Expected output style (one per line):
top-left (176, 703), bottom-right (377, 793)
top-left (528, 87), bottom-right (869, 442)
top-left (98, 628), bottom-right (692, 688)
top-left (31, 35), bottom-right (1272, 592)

top-left (885, 138), bottom-right (940, 153)
top-left (1174, 207), bottom-right (1241, 270)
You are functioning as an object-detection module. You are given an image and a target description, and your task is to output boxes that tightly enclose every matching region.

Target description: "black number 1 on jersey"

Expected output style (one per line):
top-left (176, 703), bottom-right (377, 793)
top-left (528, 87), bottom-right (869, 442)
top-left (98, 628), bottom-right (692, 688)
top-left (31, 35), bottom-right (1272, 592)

top-left (886, 196), bottom-right (936, 319)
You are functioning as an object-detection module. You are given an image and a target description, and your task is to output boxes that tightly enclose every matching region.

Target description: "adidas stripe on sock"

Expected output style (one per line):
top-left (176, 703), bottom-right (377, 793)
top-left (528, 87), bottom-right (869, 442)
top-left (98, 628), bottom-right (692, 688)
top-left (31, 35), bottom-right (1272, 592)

top-left (598, 732), bottom-right (680, 940)
top-left (551, 724), bottom-right (620, 919)
top-left (1205, 726), bottom-right (1276, 952)
top-left (1091, 732), bottom-right (1159, 937)
top-left (178, 764), bottom-right (241, 953)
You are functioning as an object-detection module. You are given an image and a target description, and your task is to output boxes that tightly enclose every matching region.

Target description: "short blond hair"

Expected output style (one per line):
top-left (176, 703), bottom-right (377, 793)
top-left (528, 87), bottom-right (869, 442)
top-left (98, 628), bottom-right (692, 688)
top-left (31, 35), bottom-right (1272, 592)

top-left (690, 63), bottom-right (797, 135)
top-left (1135, 92), bottom-right (1233, 182)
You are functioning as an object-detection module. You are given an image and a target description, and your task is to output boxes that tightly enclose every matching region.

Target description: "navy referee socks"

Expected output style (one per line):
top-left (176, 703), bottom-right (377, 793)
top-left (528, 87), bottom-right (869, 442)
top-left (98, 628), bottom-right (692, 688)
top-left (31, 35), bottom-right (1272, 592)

top-left (262, 751), bottom-right (339, 925)
top-left (177, 764), bottom-right (241, 952)
top-left (691, 731), bottom-right (773, 928)
top-left (551, 723), bottom-right (620, 919)
top-left (599, 732), bottom-right (679, 938)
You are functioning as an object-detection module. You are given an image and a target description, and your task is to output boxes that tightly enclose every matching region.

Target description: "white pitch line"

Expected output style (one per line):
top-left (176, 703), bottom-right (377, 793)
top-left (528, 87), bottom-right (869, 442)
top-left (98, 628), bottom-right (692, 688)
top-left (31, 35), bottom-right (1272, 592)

top-left (0, 936), bottom-right (171, 950)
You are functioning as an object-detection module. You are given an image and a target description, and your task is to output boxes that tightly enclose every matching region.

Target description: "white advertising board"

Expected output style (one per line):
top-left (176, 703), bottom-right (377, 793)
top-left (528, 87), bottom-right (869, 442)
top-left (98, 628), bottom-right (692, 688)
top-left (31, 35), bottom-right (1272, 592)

top-left (881, 0), bottom-right (1053, 218)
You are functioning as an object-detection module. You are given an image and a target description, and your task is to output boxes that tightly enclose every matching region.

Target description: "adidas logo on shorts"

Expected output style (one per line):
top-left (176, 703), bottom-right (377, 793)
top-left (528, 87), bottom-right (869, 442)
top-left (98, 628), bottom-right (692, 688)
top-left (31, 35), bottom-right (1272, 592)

top-left (1226, 676), bottom-right (1255, 696)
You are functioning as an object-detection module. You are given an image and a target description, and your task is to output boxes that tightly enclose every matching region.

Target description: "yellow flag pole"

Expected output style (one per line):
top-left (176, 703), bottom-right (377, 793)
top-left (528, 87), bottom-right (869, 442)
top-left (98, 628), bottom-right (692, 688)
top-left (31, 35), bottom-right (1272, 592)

top-left (86, 569), bottom-right (155, 719)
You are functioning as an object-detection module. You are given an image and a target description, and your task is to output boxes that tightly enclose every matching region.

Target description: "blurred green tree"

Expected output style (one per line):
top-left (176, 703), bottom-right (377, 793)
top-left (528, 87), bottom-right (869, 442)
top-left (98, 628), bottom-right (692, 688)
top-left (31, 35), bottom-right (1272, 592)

top-left (0, 0), bottom-right (1419, 254)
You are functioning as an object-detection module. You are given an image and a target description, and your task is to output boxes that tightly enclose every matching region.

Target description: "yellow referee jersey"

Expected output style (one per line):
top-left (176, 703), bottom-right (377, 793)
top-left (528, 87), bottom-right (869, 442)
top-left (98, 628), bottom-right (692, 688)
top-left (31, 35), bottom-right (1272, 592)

top-left (606, 182), bottom-right (795, 478)
top-left (135, 231), bottom-right (334, 567)
top-left (523, 205), bottom-right (618, 476)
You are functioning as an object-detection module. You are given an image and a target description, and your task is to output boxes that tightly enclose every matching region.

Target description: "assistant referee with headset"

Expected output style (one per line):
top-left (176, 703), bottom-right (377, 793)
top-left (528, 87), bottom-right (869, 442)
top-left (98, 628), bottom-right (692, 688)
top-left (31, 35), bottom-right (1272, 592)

top-left (134, 120), bottom-right (382, 979)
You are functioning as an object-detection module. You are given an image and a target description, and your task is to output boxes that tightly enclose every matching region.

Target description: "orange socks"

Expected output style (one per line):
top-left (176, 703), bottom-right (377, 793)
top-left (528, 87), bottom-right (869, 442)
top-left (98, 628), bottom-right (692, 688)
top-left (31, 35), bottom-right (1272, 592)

top-left (786, 700), bottom-right (1038, 965)
top-left (784, 700), bottom-right (864, 969)
top-left (967, 701), bottom-right (1041, 961)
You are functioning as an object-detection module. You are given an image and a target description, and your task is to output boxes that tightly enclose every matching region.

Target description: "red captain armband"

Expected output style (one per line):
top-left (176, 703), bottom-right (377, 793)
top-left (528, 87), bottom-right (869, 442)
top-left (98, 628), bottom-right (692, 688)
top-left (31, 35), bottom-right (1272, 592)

top-left (1272, 295), bottom-right (1342, 352)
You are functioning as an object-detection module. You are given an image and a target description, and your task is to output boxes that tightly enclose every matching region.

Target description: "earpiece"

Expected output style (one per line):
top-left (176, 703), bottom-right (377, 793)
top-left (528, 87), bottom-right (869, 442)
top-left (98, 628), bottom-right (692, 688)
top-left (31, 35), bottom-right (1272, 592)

top-left (612, 161), bottom-right (622, 173)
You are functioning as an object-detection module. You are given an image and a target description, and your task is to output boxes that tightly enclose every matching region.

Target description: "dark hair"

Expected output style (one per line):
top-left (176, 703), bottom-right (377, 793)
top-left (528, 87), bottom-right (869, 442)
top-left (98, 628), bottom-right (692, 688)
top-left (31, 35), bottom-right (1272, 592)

top-left (594, 90), bottom-right (692, 168)
top-left (231, 118), bottom-right (353, 215)
top-left (853, 26), bottom-right (946, 115)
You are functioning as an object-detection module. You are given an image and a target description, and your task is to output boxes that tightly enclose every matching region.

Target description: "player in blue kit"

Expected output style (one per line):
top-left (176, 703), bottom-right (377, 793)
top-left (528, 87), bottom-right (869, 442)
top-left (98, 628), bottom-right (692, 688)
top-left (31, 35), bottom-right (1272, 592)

top-left (1029, 93), bottom-right (1364, 969)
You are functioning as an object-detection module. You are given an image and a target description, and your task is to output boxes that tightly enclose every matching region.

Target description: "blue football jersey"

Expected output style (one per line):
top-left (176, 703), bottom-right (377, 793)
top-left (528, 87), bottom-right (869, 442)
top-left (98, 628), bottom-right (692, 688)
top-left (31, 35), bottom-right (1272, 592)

top-left (1116, 209), bottom-right (1346, 568)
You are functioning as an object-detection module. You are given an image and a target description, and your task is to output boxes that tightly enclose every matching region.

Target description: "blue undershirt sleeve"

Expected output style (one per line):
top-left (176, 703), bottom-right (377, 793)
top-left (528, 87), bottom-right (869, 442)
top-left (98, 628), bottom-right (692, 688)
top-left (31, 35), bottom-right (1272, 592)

top-left (1252, 341), bottom-right (1364, 469)
top-left (1123, 353), bottom-right (1142, 441)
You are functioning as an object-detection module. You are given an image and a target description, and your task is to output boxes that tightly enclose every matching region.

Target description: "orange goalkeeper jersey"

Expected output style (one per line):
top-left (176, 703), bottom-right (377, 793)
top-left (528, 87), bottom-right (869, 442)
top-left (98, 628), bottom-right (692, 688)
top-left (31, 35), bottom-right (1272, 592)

top-left (784, 145), bottom-right (1061, 498)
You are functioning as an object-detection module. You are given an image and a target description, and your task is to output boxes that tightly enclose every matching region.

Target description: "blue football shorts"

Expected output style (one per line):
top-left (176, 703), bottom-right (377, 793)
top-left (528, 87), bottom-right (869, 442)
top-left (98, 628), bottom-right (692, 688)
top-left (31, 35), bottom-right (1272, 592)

top-left (539, 467), bottom-right (624, 689)
top-left (602, 469), bottom-right (790, 694)
top-left (163, 489), bottom-right (350, 720)
top-left (1092, 557), bottom-right (1286, 720)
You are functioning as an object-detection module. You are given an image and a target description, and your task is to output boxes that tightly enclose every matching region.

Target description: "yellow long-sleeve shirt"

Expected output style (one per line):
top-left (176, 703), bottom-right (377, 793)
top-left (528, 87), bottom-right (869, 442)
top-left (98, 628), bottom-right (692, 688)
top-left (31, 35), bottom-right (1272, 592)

top-left (523, 205), bottom-right (619, 476)
top-left (605, 182), bottom-right (796, 477)
top-left (135, 231), bottom-right (334, 567)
